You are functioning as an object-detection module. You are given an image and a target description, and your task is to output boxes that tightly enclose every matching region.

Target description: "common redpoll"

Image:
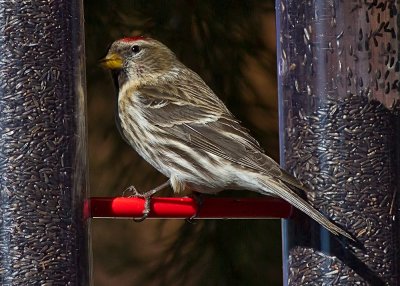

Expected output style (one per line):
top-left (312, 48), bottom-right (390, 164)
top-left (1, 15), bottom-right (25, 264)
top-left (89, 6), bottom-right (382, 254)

top-left (100, 36), bottom-right (352, 240)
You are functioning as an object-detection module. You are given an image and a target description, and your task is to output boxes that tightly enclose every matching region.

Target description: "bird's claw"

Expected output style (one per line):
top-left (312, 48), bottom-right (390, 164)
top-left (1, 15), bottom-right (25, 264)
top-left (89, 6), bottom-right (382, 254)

top-left (123, 185), bottom-right (152, 222)
top-left (123, 185), bottom-right (140, 197)
top-left (134, 193), bottom-right (151, 222)
top-left (124, 180), bottom-right (171, 222)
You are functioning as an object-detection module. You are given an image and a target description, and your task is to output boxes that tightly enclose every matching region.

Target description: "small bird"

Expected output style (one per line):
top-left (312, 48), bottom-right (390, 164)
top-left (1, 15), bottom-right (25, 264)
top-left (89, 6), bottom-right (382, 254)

top-left (100, 36), bottom-right (352, 240)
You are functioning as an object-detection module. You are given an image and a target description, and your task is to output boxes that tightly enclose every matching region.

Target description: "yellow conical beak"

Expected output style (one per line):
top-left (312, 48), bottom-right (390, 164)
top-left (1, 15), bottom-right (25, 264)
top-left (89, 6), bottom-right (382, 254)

top-left (99, 53), bottom-right (123, 70)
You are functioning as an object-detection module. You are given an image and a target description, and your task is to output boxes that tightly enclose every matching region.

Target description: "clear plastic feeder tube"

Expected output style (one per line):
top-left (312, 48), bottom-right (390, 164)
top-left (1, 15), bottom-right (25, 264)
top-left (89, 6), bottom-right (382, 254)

top-left (0, 1), bottom-right (90, 285)
top-left (277, 1), bottom-right (400, 285)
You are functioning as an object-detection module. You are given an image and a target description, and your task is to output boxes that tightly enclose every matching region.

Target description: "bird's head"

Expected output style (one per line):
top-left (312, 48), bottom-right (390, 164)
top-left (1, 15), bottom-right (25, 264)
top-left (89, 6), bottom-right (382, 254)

top-left (100, 36), bottom-right (178, 87)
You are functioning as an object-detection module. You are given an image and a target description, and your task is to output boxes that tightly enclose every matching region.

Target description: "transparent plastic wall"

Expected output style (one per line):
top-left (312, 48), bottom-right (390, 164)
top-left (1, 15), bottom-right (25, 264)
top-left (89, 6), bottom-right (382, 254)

top-left (0, 1), bottom-right (90, 285)
top-left (277, 1), bottom-right (399, 285)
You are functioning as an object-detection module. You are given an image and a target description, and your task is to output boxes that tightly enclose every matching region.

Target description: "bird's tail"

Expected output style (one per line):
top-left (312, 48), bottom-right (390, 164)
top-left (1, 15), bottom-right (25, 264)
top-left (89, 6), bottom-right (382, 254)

top-left (256, 176), bottom-right (354, 241)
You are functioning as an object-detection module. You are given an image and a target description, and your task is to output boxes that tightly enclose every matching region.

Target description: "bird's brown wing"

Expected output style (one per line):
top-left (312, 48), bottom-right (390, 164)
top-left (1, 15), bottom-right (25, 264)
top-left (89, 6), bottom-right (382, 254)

top-left (137, 81), bottom-right (352, 239)
top-left (137, 83), bottom-right (285, 179)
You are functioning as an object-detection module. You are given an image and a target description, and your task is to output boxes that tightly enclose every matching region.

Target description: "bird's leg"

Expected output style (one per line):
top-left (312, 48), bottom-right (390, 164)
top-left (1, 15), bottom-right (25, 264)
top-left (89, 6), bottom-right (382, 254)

top-left (124, 180), bottom-right (170, 222)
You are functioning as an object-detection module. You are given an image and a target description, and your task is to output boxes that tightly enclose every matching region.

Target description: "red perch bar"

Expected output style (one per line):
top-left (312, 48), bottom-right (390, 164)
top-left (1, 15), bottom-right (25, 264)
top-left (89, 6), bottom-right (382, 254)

top-left (88, 197), bottom-right (293, 219)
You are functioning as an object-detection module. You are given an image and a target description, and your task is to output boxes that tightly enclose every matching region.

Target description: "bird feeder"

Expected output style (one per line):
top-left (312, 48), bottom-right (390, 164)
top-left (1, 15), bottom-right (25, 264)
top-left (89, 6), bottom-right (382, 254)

top-left (277, 1), bottom-right (400, 284)
top-left (0, 1), bottom-right (90, 284)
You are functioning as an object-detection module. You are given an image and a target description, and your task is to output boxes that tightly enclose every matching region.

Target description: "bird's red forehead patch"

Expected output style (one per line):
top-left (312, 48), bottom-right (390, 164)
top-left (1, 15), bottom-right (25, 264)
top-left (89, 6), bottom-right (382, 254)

top-left (120, 36), bottom-right (146, 43)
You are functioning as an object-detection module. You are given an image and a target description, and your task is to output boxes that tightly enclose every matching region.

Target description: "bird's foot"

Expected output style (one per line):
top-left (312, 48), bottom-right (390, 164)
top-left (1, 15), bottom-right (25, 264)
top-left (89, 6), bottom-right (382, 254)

top-left (123, 180), bottom-right (171, 222)
top-left (123, 185), bottom-right (140, 197)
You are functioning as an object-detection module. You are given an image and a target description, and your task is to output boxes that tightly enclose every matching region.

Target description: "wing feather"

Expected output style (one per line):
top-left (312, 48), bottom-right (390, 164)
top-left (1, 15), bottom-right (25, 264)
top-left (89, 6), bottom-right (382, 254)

top-left (136, 76), bottom-right (285, 179)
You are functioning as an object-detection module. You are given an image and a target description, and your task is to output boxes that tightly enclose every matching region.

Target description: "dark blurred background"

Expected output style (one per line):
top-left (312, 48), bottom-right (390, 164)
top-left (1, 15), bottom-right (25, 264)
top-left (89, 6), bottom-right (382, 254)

top-left (84, 1), bottom-right (281, 285)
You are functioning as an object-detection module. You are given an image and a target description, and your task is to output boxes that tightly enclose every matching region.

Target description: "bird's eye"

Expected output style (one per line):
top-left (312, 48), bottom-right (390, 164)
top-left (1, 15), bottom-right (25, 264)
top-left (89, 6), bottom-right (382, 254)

top-left (132, 45), bottom-right (141, 54)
